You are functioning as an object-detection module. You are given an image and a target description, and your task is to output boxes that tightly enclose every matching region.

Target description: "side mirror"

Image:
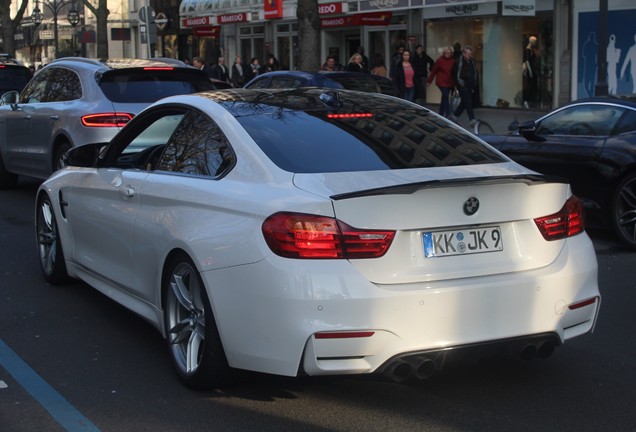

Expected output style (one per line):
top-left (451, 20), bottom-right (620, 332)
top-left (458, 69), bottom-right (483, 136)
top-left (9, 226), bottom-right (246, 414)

top-left (518, 120), bottom-right (545, 142)
top-left (64, 143), bottom-right (107, 167)
top-left (0, 91), bottom-right (19, 107)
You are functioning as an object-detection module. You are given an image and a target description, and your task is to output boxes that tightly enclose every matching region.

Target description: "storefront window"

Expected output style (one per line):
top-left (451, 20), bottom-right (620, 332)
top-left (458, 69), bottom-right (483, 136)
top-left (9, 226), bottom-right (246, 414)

top-left (425, 13), bottom-right (553, 109)
top-left (276, 23), bottom-right (298, 70)
top-left (240, 25), bottom-right (264, 64)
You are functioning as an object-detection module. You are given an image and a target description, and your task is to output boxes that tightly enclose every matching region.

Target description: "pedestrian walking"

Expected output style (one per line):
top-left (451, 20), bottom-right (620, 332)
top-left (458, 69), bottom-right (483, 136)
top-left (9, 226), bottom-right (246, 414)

top-left (231, 56), bottom-right (246, 87)
top-left (245, 57), bottom-right (262, 82)
top-left (450, 45), bottom-right (479, 126)
top-left (412, 45), bottom-right (435, 104)
top-left (393, 49), bottom-right (416, 102)
top-left (356, 46), bottom-right (370, 72)
top-left (346, 53), bottom-right (365, 72)
top-left (264, 54), bottom-right (280, 72)
top-left (427, 46), bottom-right (456, 118)
top-left (211, 56), bottom-right (230, 83)
top-left (321, 55), bottom-right (342, 71)
top-left (192, 56), bottom-right (213, 78)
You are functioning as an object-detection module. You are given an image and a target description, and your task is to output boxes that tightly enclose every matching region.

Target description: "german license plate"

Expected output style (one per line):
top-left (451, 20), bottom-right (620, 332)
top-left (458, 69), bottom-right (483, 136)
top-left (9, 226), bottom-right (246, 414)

top-left (423, 226), bottom-right (503, 258)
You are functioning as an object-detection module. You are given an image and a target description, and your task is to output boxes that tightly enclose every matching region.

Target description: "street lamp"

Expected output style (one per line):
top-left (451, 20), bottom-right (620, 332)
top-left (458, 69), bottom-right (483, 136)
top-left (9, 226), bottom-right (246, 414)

top-left (31, 0), bottom-right (81, 59)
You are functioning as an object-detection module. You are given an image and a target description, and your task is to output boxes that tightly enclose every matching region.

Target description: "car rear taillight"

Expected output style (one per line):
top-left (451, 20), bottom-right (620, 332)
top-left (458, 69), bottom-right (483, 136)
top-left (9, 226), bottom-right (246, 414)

top-left (262, 212), bottom-right (395, 259)
top-left (534, 196), bottom-right (585, 241)
top-left (81, 113), bottom-right (134, 127)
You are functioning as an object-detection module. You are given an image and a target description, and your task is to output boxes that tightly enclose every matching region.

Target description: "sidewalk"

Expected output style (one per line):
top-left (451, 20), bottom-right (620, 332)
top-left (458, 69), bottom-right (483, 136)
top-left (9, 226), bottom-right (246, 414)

top-left (423, 103), bottom-right (548, 134)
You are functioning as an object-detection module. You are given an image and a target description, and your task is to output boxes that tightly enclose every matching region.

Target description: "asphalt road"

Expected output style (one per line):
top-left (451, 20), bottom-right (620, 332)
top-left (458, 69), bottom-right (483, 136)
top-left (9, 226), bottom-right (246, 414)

top-left (1, 177), bottom-right (635, 432)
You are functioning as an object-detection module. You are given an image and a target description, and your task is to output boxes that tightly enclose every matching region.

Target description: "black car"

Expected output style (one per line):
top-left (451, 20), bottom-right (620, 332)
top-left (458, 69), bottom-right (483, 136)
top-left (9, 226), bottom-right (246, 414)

top-left (244, 70), bottom-right (399, 97)
top-left (479, 95), bottom-right (636, 248)
top-left (0, 61), bottom-right (31, 95)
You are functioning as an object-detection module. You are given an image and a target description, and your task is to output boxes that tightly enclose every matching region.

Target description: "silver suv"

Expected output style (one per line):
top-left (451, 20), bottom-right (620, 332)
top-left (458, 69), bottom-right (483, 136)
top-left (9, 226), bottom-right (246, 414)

top-left (0, 57), bottom-right (215, 188)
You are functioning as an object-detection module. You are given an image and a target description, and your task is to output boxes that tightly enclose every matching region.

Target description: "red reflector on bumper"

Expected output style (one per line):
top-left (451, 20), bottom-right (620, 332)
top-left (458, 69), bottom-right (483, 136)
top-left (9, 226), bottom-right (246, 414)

top-left (314, 331), bottom-right (375, 339)
top-left (569, 297), bottom-right (598, 310)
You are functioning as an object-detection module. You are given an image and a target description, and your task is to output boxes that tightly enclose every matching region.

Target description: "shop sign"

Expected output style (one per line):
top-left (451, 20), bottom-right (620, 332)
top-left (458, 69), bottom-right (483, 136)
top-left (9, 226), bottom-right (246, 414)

top-left (320, 11), bottom-right (392, 27)
top-left (193, 26), bottom-right (220, 37)
top-left (39, 30), bottom-right (54, 40)
top-left (318, 2), bottom-right (346, 15)
top-left (155, 12), bottom-right (169, 31)
top-left (361, 0), bottom-right (408, 11)
top-left (218, 12), bottom-right (250, 24)
top-left (321, 17), bottom-right (348, 27)
top-left (502, 0), bottom-right (536, 16)
top-left (423, 2), bottom-right (497, 19)
top-left (264, 0), bottom-right (283, 19)
top-left (181, 15), bottom-right (213, 28)
top-left (357, 11), bottom-right (392, 25)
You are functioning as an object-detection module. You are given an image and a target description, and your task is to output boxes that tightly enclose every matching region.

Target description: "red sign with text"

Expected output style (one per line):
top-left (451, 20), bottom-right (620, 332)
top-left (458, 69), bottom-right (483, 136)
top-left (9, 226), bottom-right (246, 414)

top-left (181, 16), bottom-right (213, 28)
top-left (218, 12), bottom-right (249, 24)
top-left (264, 0), bottom-right (283, 19)
top-left (318, 2), bottom-right (344, 15)
top-left (320, 12), bottom-right (392, 28)
top-left (193, 26), bottom-right (220, 37)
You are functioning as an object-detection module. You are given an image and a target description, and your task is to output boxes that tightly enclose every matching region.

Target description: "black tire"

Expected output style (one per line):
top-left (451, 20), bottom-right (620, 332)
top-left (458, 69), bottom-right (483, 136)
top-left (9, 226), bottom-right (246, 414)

top-left (163, 253), bottom-right (235, 389)
top-left (612, 173), bottom-right (636, 249)
top-left (36, 194), bottom-right (69, 284)
top-left (53, 141), bottom-right (72, 172)
top-left (0, 152), bottom-right (18, 189)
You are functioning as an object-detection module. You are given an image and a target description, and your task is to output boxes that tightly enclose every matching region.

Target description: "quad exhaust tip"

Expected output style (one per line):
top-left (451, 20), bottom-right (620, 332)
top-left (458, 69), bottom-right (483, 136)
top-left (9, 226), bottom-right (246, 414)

top-left (382, 341), bottom-right (557, 383)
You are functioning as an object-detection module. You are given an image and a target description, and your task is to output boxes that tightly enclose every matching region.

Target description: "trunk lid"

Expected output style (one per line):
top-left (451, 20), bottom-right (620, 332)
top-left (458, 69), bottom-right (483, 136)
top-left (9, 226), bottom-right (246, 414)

top-left (293, 164), bottom-right (572, 284)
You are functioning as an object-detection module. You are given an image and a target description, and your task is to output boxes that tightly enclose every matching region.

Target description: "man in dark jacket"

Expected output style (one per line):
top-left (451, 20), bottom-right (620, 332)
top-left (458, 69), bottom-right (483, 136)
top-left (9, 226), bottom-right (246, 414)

top-left (211, 56), bottom-right (230, 83)
top-left (412, 45), bottom-right (434, 104)
top-left (450, 45), bottom-right (479, 126)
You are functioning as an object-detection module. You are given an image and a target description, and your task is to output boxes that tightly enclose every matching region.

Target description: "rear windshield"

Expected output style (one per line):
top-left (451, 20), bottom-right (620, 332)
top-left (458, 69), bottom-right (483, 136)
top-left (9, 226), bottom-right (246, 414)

top-left (0, 67), bottom-right (31, 92)
top-left (99, 69), bottom-right (214, 103)
top-left (236, 105), bottom-right (505, 173)
top-left (328, 75), bottom-right (379, 93)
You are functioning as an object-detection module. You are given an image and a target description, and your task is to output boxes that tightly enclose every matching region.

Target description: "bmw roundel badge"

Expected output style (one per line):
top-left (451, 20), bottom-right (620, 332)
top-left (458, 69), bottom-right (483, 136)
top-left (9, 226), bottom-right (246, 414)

top-left (463, 197), bottom-right (479, 216)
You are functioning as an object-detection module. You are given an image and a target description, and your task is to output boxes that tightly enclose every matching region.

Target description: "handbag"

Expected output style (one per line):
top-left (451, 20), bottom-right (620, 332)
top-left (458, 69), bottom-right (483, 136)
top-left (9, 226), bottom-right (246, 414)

top-left (450, 88), bottom-right (461, 111)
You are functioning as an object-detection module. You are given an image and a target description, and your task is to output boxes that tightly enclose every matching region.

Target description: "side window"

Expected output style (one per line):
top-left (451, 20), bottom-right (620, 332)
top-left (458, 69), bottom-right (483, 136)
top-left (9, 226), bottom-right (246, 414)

top-left (157, 110), bottom-right (234, 177)
top-left (270, 76), bottom-right (303, 88)
top-left (46, 68), bottom-right (82, 102)
top-left (614, 109), bottom-right (636, 135)
top-left (536, 105), bottom-right (622, 136)
top-left (20, 69), bottom-right (53, 103)
top-left (247, 77), bottom-right (271, 89)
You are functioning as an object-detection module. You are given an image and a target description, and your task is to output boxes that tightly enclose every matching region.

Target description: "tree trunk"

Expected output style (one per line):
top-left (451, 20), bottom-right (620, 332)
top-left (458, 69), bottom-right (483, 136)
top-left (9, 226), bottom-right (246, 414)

top-left (0, 0), bottom-right (29, 58)
top-left (82, 0), bottom-right (109, 58)
top-left (296, 0), bottom-right (320, 71)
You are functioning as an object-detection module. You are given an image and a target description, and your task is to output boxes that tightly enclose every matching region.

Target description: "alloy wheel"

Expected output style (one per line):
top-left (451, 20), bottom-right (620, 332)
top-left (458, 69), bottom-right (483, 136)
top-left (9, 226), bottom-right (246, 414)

top-left (36, 196), bottom-right (68, 284)
top-left (166, 261), bottom-right (207, 375)
top-left (614, 174), bottom-right (636, 249)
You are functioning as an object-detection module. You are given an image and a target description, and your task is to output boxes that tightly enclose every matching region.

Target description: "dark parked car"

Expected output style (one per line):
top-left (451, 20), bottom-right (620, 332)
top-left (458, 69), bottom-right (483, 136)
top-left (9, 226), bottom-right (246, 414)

top-left (0, 58), bottom-right (31, 95)
top-left (244, 70), bottom-right (399, 97)
top-left (479, 95), bottom-right (636, 248)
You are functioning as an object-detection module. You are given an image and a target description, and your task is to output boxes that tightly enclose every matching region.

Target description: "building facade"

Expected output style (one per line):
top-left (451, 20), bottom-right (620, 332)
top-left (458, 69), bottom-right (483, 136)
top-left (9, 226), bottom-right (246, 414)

top-left (9, 0), bottom-right (636, 110)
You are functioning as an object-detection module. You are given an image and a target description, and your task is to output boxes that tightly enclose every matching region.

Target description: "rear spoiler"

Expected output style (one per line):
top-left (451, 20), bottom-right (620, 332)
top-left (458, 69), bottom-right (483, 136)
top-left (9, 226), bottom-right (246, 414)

top-left (330, 174), bottom-right (568, 200)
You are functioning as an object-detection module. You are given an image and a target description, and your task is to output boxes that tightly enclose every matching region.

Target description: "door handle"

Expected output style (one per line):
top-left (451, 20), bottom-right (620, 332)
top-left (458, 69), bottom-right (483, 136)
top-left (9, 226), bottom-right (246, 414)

top-left (121, 186), bottom-right (135, 198)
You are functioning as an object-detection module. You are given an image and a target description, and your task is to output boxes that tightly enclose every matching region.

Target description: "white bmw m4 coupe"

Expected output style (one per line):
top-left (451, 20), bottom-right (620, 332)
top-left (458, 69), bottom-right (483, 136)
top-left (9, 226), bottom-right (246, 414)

top-left (36, 88), bottom-right (600, 389)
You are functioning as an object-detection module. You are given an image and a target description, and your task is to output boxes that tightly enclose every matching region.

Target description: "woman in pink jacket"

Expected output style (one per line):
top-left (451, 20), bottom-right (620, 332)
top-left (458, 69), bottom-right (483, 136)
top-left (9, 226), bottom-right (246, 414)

top-left (427, 47), bottom-right (456, 118)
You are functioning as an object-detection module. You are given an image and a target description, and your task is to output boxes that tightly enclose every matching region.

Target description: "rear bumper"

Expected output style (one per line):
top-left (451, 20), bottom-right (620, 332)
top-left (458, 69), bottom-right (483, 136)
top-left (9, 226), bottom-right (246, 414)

top-left (203, 233), bottom-right (600, 377)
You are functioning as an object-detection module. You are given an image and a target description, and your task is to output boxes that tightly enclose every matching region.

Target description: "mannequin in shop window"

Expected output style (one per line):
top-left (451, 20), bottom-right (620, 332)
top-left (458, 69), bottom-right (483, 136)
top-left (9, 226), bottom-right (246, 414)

top-left (522, 35), bottom-right (540, 108)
